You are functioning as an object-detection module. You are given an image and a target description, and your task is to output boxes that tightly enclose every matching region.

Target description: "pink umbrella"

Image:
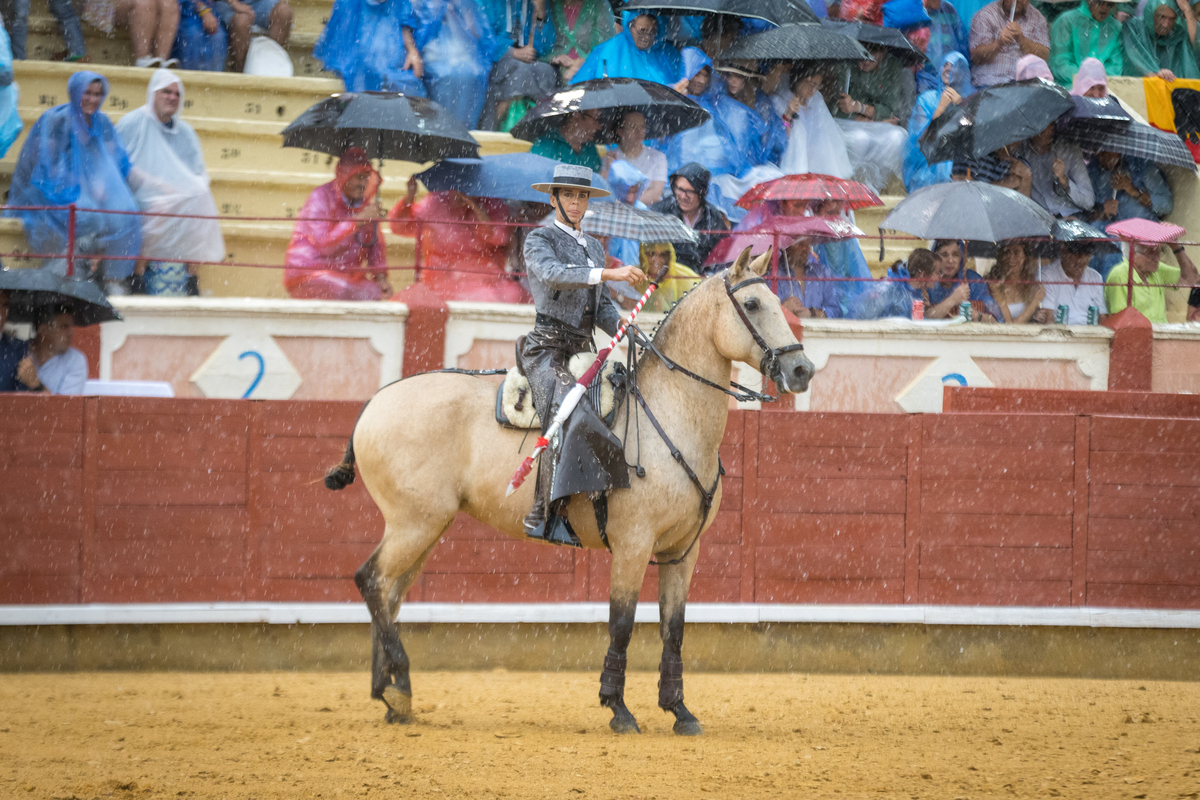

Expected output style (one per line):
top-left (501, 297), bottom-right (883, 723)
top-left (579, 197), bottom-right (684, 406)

top-left (705, 215), bottom-right (863, 266)
top-left (1105, 218), bottom-right (1186, 244)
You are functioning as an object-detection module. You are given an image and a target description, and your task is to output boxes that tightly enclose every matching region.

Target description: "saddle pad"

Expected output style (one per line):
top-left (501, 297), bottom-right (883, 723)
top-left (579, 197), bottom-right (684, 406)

top-left (496, 354), bottom-right (618, 430)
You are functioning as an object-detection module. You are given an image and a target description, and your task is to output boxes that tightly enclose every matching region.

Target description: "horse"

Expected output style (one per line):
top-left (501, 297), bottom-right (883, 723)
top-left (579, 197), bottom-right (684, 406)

top-left (325, 247), bottom-right (815, 735)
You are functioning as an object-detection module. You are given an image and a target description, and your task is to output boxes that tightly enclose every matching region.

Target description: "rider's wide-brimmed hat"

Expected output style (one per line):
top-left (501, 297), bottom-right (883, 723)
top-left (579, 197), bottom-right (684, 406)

top-left (530, 164), bottom-right (611, 198)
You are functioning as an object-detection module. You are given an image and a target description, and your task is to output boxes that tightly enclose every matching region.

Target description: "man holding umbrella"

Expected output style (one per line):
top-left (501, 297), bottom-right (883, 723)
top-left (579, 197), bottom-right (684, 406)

top-left (15, 305), bottom-right (87, 395)
top-left (520, 164), bottom-right (647, 543)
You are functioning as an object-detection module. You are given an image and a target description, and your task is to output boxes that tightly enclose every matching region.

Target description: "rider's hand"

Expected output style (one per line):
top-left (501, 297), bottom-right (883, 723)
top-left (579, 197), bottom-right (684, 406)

top-left (601, 264), bottom-right (648, 285)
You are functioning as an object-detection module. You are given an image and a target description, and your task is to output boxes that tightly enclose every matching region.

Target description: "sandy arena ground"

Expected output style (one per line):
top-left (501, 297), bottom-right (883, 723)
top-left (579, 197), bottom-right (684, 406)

top-left (2, 670), bottom-right (1198, 799)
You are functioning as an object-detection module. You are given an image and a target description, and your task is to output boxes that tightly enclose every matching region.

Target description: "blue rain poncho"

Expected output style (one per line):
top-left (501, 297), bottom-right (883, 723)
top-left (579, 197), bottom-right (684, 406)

top-left (416, 0), bottom-right (498, 128)
top-left (664, 49), bottom-right (728, 175)
top-left (5, 72), bottom-right (141, 279)
top-left (315, 0), bottom-right (427, 94)
top-left (0, 21), bottom-right (22, 158)
top-left (570, 12), bottom-right (682, 85)
top-left (173, 0), bottom-right (229, 72)
top-left (904, 51), bottom-right (972, 192)
top-left (605, 159), bottom-right (649, 268)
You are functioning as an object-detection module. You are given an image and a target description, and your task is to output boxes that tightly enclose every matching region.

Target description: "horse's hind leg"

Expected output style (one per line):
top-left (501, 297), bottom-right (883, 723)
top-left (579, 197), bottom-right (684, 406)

top-left (356, 528), bottom-right (441, 724)
top-left (657, 546), bottom-right (703, 736)
top-left (600, 539), bottom-right (654, 734)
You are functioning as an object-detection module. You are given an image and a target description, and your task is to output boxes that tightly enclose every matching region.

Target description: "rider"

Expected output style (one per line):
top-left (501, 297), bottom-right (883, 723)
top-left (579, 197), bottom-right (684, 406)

top-left (521, 164), bottom-right (648, 544)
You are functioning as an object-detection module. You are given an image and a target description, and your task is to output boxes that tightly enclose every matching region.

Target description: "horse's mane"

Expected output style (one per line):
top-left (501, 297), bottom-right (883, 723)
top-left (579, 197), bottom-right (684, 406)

top-left (647, 268), bottom-right (727, 356)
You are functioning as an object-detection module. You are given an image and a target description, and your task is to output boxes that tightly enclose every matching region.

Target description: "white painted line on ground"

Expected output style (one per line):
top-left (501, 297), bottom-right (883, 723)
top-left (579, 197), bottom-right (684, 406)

top-left (2, 603), bottom-right (1200, 628)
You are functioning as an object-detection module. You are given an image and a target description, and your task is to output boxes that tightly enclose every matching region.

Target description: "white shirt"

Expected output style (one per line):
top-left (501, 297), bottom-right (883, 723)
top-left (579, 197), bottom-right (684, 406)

top-left (37, 347), bottom-right (88, 395)
top-left (1039, 260), bottom-right (1107, 325)
top-left (617, 145), bottom-right (668, 186)
top-left (553, 219), bottom-right (606, 283)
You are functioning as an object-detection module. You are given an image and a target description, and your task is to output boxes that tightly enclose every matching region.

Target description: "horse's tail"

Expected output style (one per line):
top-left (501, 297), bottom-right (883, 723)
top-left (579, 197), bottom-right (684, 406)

top-left (325, 437), bottom-right (357, 490)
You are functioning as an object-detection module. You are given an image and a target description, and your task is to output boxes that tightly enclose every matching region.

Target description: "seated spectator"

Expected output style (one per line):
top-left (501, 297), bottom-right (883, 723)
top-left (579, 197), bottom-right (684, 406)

top-left (639, 242), bottom-right (700, 312)
top-left (0, 289), bottom-right (27, 392)
top-left (571, 11), bottom-right (681, 85)
top-left (479, 0), bottom-right (558, 131)
top-left (905, 52), bottom-right (973, 192)
top-left (1014, 52), bottom-right (1053, 79)
top-left (15, 304), bottom-right (87, 395)
top-left (315, 0), bottom-right (425, 94)
top-left (83, 0), bottom-right (180, 68)
top-left (831, 45), bottom-right (911, 191)
top-left (530, 109), bottom-right (604, 170)
top-left (1189, 285), bottom-right (1200, 321)
top-left (808, 198), bottom-right (874, 317)
top-left (718, 61), bottom-right (788, 165)
top-left (988, 241), bottom-right (1050, 322)
top-left (1017, 124), bottom-right (1094, 218)
top-left (1105, 239), bottom-right (1200, 322)
top-left (390, 177), bottom-right (525, 303)
top-left (918, 0), bottom-right (970, 92)
top-left (603, 160), bottom-right (649, 269)
top-left (649, 163), bottom-right (730, 273)
top-left (414, 0), bottom-right (497, 128)
top-left (1087, 150), bottom-right (1173, 223)
top-left (213, 0), bottom-right (293, 73)
top-left (1121, 0), bottom-right (1199, 81)
top-left (894, 246), bottom-right (939, 302)
top-left (927, 239), bottom-right (1003, 320)
top-left (604, 110), bottom-right (666, 205)
top-left (699, 13), bottom-right (742, 59)
top-left (115, 69), bottom-right (224, 297)
top-left (544, 0), bottom-right (615, 83)
top-left (173, 0), bottom-right (230, 71)
top-left (284, 148), bottom-right (392, 301)
top-left (954, 145), bottom-right (1033, 194)
top-left (1070, 56), bottom-right (1110, 95)
top-left (969, 0), bottom-right (1050, 87)
top-left (702, 63), bottom-right (785, 217)
top-left (3, 0), bottom-right (87, 62)
top-left (5, 73), bottom-right (141, 296)
top-left (0, 20), bottom-right (20, 160)
top-left (666, 48), bottom-right (737, 178)
top-left (1040, 239), bottom-right (1108, 323)
top-left (778, 68), bottom-right (853, 179)
top-left (1048, 0), bottom-right (1126, 86)
top-left (777, 236), bottom-right (843, 319)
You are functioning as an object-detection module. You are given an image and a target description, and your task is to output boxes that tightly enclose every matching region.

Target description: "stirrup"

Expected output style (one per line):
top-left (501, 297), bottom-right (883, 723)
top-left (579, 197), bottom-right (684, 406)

top-left (525, 513), bottom-right (582, 548)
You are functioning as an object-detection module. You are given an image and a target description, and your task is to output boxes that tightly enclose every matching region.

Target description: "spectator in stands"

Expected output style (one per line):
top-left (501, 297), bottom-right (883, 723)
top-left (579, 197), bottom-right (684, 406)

top-left (1070, 55), bottom-right (1110, 95)
top-left (1087, 150), bottom-right (1173, 225)
top-left (603, 159), bottom-right (650, 270)
top-left (315, 0), bottom-right (425, 94)
top-left (778, 67), bottom-right (853, 180)
top-left (832, 45), bottom-right (911, 191)
top-left (808, 198), bottom-right (874, 317)
top-left (699, 14), bottom-right (742, 60)
top-left (0, 21), bottom-right (20, 160)
top-left (650, 163), bottom-right (730, 273)
top-left (416, 0), bottom-right (497, 128)
top-left (116, 69), bottom-right (224, 297)
top-left (1121, 0), bottom-right (1199, 81)
top-left (720, 61), bottom-right (789, 165)
top-left (639, 242), bottom-right (700, 312)
top-left (1017, 124), bottom-right (1094, 218)
top-left (174, 0), bottom-right (231, 71)
top-left (0, 289), bottom-right (27, 392)
top-left (1040, 239), bottom-right (1108, 323)
top-left (2, 0), bottom-right (86, 62)
top-left (699, 62), bottom-right (785, 215)
top-left (530, 109), bottom-right (604, 170)
top-left (213, 0), bottom-right (292, 73)
top-left (1189, 285), bottom-right (1200, 320)
top-left (571, 11), bottom-right (681, 85)
top-left (5, 72), bottom-right (141, 296)
top-left (1014, 51), bottom-right (1053, 79)
top-left (905, 52), bottom-right (972, 192)
top-left (284, 148), bottom-right (392, 301)
top-left (1048, 0), bottom-right (1126, 86)
top-left (969, 0), bottom-right (1050, 87)
top-left (777, 236), bottom-right (843, 319)
top-left (479, 0), bottom-right (558, 131)
top-left (928, 239), bottom-right (1003, 320)
top-left (888, 246), bottom-right (940, 309)
top-left (544, 0), bottom-right (615, 83)
top-left (604, 110), bottom-right (666, 204)
top-left (83, 0), bottom-right (180, 68)
top-left (1105, 239), bottom-right (1200, 321)
top-left (988, 240), bottom-right (1051, 322)
top-left (389, 176), bottom-right (526, 302)
top-left (918, 0), bottom-right (970, 92)
top-left (15, 304), bottom-right (87, 395)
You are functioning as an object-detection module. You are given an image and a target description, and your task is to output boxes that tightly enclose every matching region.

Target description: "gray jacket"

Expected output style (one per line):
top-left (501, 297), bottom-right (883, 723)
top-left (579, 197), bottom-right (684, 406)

top-left (524, 223), bottom-right (622, 336)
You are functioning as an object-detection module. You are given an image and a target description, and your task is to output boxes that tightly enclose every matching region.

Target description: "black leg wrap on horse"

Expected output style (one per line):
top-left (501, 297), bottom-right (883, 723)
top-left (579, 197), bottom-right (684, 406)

top-left (599, 653), bottom-right (627, 705)
top-left (658, 652), bottom-right (684, 709)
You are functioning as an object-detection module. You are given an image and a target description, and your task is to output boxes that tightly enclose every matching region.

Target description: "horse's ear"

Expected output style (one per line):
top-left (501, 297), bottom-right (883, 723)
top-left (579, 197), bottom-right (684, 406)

top-left (730, 246), bottom-right (755, 281)
top-left (748, 247), bottom-right (772, 277)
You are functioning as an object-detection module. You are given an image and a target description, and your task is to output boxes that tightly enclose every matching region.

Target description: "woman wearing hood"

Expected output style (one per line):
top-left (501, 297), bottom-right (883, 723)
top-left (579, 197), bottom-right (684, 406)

top-left (778, 66), bottom-right (853, 179)
top-left (1122, 0), bottom-right (1200, 80)
top-left (115, 69), bottom-right (224, 296)
top-left (904, 52), bottom-right (972, 192)
top-left (570, 11), bottom-right (681, 85)
top-left (5, 72), bottom-right (141, 295)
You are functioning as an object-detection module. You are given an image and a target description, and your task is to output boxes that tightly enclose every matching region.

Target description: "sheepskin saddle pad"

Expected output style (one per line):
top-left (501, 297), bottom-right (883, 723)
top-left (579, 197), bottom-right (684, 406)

top-left (495, 355), bottom-right (624, 430)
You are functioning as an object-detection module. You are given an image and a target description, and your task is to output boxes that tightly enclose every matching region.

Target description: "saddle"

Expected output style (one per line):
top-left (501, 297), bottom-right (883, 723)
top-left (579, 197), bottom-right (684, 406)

top-left (495, 346), bottom-right (625, 430)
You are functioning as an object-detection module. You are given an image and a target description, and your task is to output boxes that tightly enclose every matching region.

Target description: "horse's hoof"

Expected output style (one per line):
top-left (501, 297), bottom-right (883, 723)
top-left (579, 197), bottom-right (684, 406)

top-left (382, 685), bottom-right (413, 723)
top-left (384, 707), bottom-right (414, 725)
top-left (673, 718), bottom-right (703, 736)
top-left (609, 713), bottom-right (641, 735)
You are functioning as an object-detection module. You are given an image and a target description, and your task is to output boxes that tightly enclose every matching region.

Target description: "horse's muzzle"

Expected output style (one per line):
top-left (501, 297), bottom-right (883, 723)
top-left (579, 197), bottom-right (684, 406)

top-left (771, 350), bottom-right (815, 395)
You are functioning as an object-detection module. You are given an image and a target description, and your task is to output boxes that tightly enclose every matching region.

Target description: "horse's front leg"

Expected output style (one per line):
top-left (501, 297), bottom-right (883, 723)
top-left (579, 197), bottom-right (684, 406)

top-left (601, 540), bottom-right (653, 734)
top-left (657, 544), bottom-right (703, 735)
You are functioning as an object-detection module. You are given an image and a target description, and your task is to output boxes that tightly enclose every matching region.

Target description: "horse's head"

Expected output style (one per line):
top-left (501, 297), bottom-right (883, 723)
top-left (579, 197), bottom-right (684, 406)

top-left (713, 247), bottom-right (815, 394)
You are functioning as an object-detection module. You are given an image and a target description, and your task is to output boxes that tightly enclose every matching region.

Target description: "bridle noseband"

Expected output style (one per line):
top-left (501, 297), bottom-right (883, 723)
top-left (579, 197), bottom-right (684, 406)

top-left (724, 274), bottom-right (806, 384)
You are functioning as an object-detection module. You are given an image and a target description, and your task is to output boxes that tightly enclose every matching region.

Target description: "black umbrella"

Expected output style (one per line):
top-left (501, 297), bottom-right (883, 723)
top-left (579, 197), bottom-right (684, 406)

top-left (717, 22), bottom-right (870, 62)
top-left (880, 181), bottom-right (1054, 242)
top-left (415, 153), bottom-right (614, 203)
top-left (281, 92), bottom-right (479, 163)
top-left (1056, 119), bottom-right (1195, 168)
top-left (1060, 95), bottom-right (1130, 129)
top-left (620, 0), bottom-right (817, 26)
top-left (919, 79), bottom-right (1075, 163)
top-left (509, 78), bottom-right (709, 144)
top-left (0, 268), bottom-right (122, 326)
top-left (970, 219), bottom-right (1120, 259)
top-left (820, 19), bottom-right (926, 65)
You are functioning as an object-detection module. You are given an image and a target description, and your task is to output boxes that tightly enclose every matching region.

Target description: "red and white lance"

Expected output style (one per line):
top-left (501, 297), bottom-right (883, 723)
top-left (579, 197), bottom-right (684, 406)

top-left (505, 277), bottom-right (661, 496)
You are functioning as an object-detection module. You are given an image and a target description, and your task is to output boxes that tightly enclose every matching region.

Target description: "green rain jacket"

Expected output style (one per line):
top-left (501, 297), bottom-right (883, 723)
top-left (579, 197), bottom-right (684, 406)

top-left (1049, 0), bottom-right (1126, 85)
top-left (1122, 0), bottom-right (1200, 78)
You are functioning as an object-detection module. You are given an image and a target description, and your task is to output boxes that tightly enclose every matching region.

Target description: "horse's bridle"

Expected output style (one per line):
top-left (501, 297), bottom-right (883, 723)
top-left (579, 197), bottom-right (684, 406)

top-left (724, 274), bottom-right (806, 386)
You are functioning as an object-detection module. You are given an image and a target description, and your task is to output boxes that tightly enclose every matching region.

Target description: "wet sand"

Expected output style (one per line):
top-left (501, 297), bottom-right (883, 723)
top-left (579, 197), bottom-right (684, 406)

top-left (2, 671), bottom-right (1198, 799)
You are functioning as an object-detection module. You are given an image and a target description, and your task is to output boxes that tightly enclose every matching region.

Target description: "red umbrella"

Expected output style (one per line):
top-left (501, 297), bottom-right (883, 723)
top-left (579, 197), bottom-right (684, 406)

top-left (705, 215), bottom-right (863, 266)
top-left (735, 173), bottom-right (883, 211)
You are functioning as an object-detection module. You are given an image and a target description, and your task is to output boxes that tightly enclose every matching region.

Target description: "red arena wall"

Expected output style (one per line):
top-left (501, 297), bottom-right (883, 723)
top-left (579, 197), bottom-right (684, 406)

top-left (2, 396), bottom-right (1198, 609)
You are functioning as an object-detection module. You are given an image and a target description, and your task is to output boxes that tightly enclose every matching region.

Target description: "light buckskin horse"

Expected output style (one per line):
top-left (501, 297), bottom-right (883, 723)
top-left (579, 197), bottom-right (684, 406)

top-left (325, 248), bottom-right (814, 735)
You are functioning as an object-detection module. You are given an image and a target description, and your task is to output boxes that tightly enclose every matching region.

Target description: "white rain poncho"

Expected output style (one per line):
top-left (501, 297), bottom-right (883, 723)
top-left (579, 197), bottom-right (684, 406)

top-left (777, 88), bottom-right (853, 179)
top-left (114, 69), bottom-right (225, 265)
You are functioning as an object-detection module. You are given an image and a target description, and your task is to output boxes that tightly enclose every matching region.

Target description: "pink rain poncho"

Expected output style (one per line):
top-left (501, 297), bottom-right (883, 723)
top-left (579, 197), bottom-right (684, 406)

top-left (284, 148), bottom-right (388, 301)
top-left (1070, 57), bottom-right (1109, 96)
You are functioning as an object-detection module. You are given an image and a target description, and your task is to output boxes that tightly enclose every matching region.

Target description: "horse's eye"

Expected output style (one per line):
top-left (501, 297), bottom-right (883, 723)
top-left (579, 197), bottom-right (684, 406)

top-left (743, 298), bottom-right (760, 312)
